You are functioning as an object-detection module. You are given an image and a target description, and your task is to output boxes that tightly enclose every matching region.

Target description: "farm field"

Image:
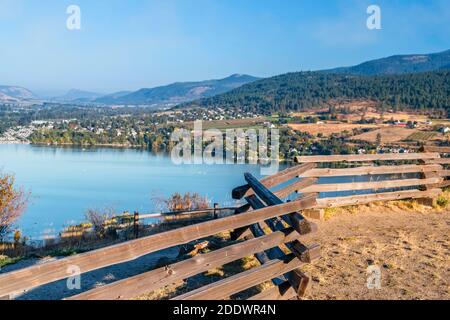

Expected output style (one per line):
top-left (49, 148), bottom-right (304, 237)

top-left (405, 131), bottom-right (437, 141)
top-left (430, 119), bottom-right (450, 126)
top-left (290, 101), bottom-right (430, 123)
top-left (350, 127), bottom-right (418, 143)
top-left (186, 117), bottom-right (267, 130)
top-left (288, 123), bottom-right (380, 136)
top-left (342, 112), bottom-right (429, 123)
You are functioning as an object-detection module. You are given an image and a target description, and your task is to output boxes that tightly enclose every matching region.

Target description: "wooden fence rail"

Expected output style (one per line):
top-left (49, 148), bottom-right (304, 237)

top-left (420, 146), bottom-right (450, 187)
top-left (295, 152), bottom-right (440, 163)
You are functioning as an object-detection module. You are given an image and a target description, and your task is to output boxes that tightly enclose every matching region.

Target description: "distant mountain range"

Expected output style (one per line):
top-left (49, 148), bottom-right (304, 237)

top-left (325, 49), bottom-right (450, 75)
top-left (35, 74), bottom-right (259, 106)
top-left (94, 74), bottom-right (260, 106)
top-left (0, 85), bottom-right (36, 102)
top-left (1, 49), bottom-right (449, 106)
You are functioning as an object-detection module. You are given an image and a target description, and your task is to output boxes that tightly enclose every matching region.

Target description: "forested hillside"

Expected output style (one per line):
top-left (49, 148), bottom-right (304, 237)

top-left (326, 49), bottom-right (450, 75)
top-left (183, 70), bottom-right (450, 114)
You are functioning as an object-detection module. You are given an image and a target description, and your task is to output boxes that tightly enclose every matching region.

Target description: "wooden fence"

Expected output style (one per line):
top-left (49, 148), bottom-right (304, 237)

top-left (0, 164), bottom-right (320, 300)
top-left (421, 146), bottom-right (450, 188)
top-left (293, 152), bottom-right (444, 219)
top-left (0, 152), bottom-right (447, 300)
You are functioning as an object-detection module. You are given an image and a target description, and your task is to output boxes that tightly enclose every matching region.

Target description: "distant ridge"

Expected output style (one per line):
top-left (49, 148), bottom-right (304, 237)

top-left (95, 74), bottom-right (260, 106)
top-left (52, 89), bottom-right (104, 102)
top-left (325, 49), bottom-right (450, 75)
top-left (0, 85), bottom-right (36, 102)
top-left (183, 69), bottom-right (450, 113)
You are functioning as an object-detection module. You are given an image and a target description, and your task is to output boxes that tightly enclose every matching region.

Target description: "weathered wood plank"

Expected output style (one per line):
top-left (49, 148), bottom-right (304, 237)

top-left (275, 178), bottom-right (318, 199)
top-left (244, 173), bottom-right (312, 235)
top-left (316, 188), bottom-right (442, 208)
top-left (241, 200), bottom-right (288, 286)
top-left (245, 194), bottom-right (318, 244)
top-left (299, 164), bottom-right (442, 178)
top-left (295, 153), bottom-right (440, 163)
top-left (291, 243), bottom-right (321, 263)
top-left (68, 228), bottom-right (300, 300)
top-left (299, 177), bottom-right (443, 193)
top-left (287, 269), bottom-right (310, 298)
top-left (172, 255), bottom-right (302, 300)
top-left (422, 146), bottom-right (450, 153)
top-left (232, 163), bottom-right (316, 199)
top-left (0, 195), bottom-right (317, 297)
top-left (421, 171), bottom-right (442, 190)
top-left (439, 170), bottom-right (450, 177)
top-left (424, 158), bottom-right (450, 165)
top-left (230, 227), bottom-right (254, 241)
top-left (247, 281), bottom-right (297, 301)
top-left (245, 195), bottom-right (286, 234)
top-left (438, 180), bottom-right (450, 188)
top-left (243, 194), bottom-right (314, 292)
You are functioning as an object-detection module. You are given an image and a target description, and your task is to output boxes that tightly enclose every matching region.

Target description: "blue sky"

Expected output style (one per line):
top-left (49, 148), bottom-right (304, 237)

top-left (0, 0), bottom-right (449, 94)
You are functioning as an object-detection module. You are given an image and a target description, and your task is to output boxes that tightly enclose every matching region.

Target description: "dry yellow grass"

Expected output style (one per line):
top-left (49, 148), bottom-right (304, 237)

top-left (350, 126), bottom-right (418, 143)
top-left (288, 123), bottom-right (380, 136)
top-left (343, 112), bottom-right (428, 123)
top-left (302, 200), bottom-right (450, 300)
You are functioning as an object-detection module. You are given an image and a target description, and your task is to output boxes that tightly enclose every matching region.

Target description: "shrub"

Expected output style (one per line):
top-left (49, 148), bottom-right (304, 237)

top-left (436, 194), bottom-right (449, 209)
top-left (0, 173), bottom-right (29, 241)
top-left (85, 207), bottom-right (115, 238)
top-left (154, 193), bottom-right (210, 213)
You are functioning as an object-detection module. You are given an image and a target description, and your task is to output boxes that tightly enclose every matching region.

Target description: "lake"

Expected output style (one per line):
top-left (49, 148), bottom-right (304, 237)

top-left (0, 144), bottom-right (274, 240)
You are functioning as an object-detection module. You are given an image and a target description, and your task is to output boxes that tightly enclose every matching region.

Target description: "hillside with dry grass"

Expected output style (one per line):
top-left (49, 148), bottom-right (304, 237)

top-left (302, 199), bottom-right (450, 300)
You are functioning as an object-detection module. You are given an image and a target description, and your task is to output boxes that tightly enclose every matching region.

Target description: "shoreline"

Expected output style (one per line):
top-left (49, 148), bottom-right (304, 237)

top-left (30, 141), bottom-right (144, 149)
top-left (0, 141), bottom-right (31, 145)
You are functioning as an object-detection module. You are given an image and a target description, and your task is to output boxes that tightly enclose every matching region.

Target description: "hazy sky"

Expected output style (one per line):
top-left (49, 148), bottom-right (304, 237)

top-left (0, 0), bottom-right (449, 94)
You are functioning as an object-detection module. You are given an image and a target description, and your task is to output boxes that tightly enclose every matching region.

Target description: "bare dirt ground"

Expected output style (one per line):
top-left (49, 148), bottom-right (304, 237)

top-left (301, 204), bottom-right (450, 300)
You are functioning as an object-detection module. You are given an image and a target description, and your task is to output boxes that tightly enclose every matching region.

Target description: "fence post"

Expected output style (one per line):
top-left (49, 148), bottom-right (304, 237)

top-left (133, 211), bottom-right (139, 239)
top-left (213, 203), bottom-right (219, 219)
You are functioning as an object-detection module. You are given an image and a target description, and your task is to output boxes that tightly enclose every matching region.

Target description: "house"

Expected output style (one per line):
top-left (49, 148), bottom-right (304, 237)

top-left (394, 120), bottom-right (407, 127)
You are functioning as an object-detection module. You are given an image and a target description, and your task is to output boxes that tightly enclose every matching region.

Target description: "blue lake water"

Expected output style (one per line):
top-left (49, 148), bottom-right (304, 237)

top-left (0, 144), bottom-right (273, 240)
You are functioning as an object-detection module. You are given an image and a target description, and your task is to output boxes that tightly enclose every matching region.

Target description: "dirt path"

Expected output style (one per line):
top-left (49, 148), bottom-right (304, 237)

top-left (302, 206), bottom-right (450, 300)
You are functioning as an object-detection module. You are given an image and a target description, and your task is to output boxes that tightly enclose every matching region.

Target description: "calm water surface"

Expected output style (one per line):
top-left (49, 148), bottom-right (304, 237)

top-left (0, 144), bottom-right (274, 240)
